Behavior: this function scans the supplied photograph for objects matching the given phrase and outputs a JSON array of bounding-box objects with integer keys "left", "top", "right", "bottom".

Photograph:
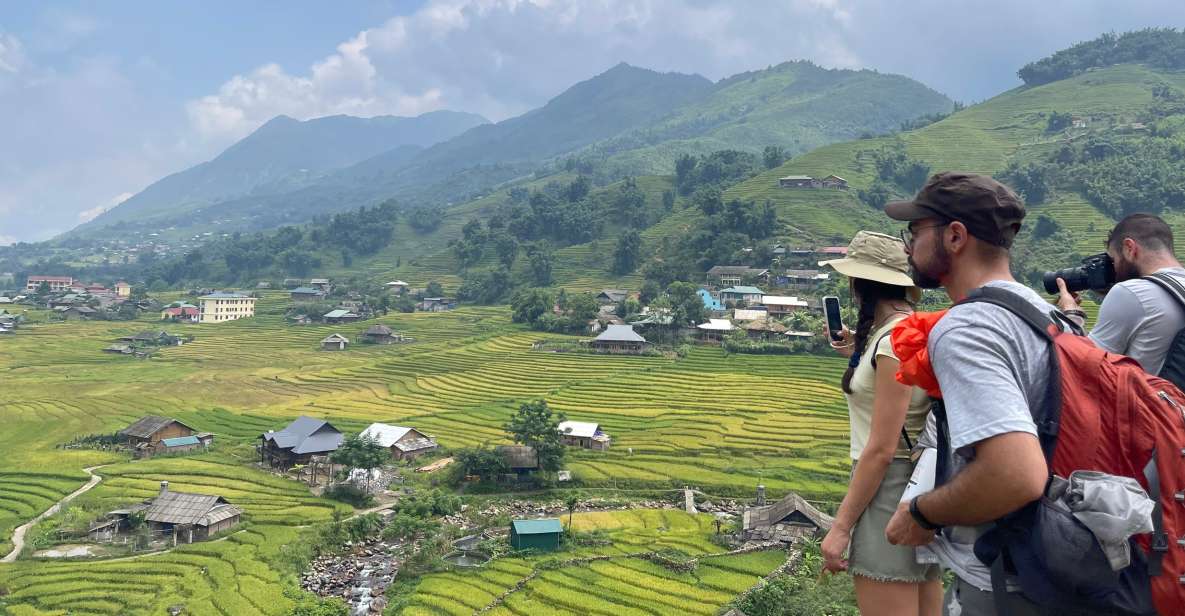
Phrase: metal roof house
[
  {"left": 359, "top": 422, "right": 438, "bottom": 460},
  {"left": 260, "top": 416, "right": 343, "bottom": 468},
  {"left": 596, "top": 289, "right": 630, "bottom": 304},
  {"left": 759, "top": 295, "right": 809, "bottom": 316},
  {"left": 143, "top": 481, "right": 241, "bottom": 545},
  {"left": 588, "top": 324, "right": 648, "bottom": 355},
  {"left": 119, "top": 416, "right": 197, "bottom": 457},
  {"left": 719, "top": 286, "right": 765, "bottom": 305},
  {"left": 510, "top": 519, "right": 563, "bottom": 551},
  {"left": 557, "top": 420, "right": 610, "bottom": 451},
  {"left": 320, "top": 333, "right": 349, "bottom": 351},
  {"left": 741, "top": 489, "right": 832, "bottom": 543},
  {"left": 323, "top": 309, "right": 360, "bottom": 324},
  {"left": 362, "top": 324, "right": 404, "bottom": 344}
]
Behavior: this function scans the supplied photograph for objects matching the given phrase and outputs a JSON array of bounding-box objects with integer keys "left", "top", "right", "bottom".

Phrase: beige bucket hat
[{"left": 819, "top": 231, "right": 921, "bottom": 301}]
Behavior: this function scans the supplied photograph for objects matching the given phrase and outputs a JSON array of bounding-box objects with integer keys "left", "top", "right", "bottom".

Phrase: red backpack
[{"left": 934, "top": 286, "right": 1185, "bottom": 615}]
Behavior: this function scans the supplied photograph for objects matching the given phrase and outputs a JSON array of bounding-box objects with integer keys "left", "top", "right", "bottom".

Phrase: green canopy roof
[{"left": 511, "top": 519, "right": 563, "bottom": 535}]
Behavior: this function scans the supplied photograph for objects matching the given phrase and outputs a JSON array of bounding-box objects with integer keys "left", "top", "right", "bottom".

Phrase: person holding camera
[
  {"left": 818, "top": 230, "right": 942, "bottom": 616},
  {"left": 1053, "top": 213, "right": 1185, "bottom": 376}
]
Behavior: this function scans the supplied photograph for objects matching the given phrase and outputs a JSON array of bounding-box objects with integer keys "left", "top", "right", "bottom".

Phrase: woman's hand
[
  {"left": 826, "top": 325, "right": 855, "bottom": 358},
  {"left": 821, "top": 525, "right": 851, "bottom": 573}
]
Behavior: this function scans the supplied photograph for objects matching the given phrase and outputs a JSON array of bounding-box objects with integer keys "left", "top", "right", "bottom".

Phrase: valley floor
[{"left": 0, "top": 292, "right": 851, "bottom": 614}]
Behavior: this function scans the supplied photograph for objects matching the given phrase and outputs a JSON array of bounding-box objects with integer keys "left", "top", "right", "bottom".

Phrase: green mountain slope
[
  {"left": 725, "top": 64, "right": 1185, "bottom": 246},
  {"left": 86, "top": 111, "right": 488, "bottom": 228},
  {"left": 586, "top": 61, "right": 954, "bottom": 177}
]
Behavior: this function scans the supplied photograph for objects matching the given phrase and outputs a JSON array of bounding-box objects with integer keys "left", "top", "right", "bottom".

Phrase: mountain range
[{"left": 75, "top": 60, "right": 953, "bottom": 239}]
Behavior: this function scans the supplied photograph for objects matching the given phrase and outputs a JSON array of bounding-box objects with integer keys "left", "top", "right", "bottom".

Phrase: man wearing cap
[{"left": 881, "top": 172, "right": 1050, "bottom": 615}]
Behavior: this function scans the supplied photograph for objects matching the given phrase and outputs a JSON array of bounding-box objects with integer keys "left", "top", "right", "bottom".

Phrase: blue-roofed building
[
  {"left": 510, "top": 519, "right": 563, "bottom": 550},
  {"left": 260, "top": 416, "right": 343, "bottom": 468},
  {"left": 160, "top": 435, "right": 202, "bottom": 454},
  {"left": 720, "top": 286, "right": 765, "bottom": 305},
  {"left": 698, "top": 288, "right": 724, "bottom": 312}
]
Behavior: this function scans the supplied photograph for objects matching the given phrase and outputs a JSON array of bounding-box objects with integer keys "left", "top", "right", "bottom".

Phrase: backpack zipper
[{"left": 1158, "top": 390, "right": 1185, "bottom": 426}]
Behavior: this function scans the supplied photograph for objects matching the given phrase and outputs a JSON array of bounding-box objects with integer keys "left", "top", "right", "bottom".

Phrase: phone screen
[{"left": 823, "top": 296, "right": 843, "bottom": 341}]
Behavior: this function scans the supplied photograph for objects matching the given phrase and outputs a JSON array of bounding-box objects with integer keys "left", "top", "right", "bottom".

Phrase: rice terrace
[
  {"left": 3, "top": 5, "right": 1185, "bottom": 615},
  {"left": 0, "top": 293, "right": 851, "bottom": 614}
]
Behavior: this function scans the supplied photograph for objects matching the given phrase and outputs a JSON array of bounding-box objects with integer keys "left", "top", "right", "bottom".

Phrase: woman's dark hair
[{"left": 841, "top": 277, "right": 910, "bottom": 394}]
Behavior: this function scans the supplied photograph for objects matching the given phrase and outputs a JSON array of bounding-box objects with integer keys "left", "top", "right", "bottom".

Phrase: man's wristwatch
[{"left": 909, "top": 496, "right": 942, "bottom": 531}]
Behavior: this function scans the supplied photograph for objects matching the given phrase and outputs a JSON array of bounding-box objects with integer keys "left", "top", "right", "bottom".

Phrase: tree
[
  {"left": 279, "top": 249, "right": 319, "bottom": 277},
  {"left": 662, "top": 190, "right": 676, "bottom": 211},
  {"left": 452, "top": 445, "right": 510, "bottom": 484},
  {"left": 612, "top": 230, "right": 642, "bottom": 275},
  {"left": 425, "top": 281, "right": 444, "bottom": 297},
  {"left": 528, "top": 244, "right": 553, "bottom": 286},
  {"left": 511, "top": 288, "right": 554, "bottom": 324},
  {"left": 330, "top": 434, "right": 388, "bottom": 493},
  {"left": 505, "top": 400, "right": 566, "bottom": 474},
  {"left": 763, "top": 145, "right": 787, "bottom": 170},
  {"left": 667, "top": 281, "right": 706, "bottom": 326},
  {"left": 564, "top": 492, "right": 581, "bottom": 529},
  {"left": 494, "top": 233, "right": 519, "bottom": 268},
  {"left": 565, "top": 292, "right": 600, "bottom": 323}
]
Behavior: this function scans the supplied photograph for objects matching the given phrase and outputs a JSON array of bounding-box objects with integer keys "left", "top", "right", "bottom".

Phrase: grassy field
[
  {"left": 0, "top": 292, "right": 849, "bottom": 614},
  {"left": 399, "top": 509, "right": 787, "bottom": 616}
]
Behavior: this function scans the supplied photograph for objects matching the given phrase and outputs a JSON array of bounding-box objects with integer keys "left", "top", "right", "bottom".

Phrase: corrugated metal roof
[
  {"left": 761, "top": 296, "right": 808, "bottom": 307},
  {"left": 512, "top": 519, "right": 563, "bottom": 535},
  {"left": 557, "top": 421, "right": 599, "bottom": 438},
  {"left": 120, "top": 416, "right": 194, "bottom": 439},
  {"left": 394, "top": 437, "right": 437, "bottom": 453},
  {"left": 199, "top": 291, "right": 252, "bottom": 299},
  {"left": 720, "top": 286, "right": 765, "bottom": 295},
  {"left": 323, "top": 309, "right": 354, "bottom": 318},
  {"left": 360, "top": 423, "right": 413, "bottom": 447},
  {"left": 161, "top": 436, "right": 200, "bottom": 447},
  {"left": 145, "top": 491, "right": 226, "bottom": 525},
  {"left": 697, "top": 319, "right": 734, "bottom": 331},
  {"left": 592, "top": 324, "right": 646, "bottom": 343},
  {"left": 364, "top": 324, "right": 393, "bottom": 336},
  {"left": 263, "top": 416, "right": 343, "bottom": 455}
]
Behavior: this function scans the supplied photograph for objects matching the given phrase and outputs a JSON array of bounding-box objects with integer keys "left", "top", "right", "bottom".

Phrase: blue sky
[{"left": 1, "top": 1, "right": 1181, "bottom": 244}]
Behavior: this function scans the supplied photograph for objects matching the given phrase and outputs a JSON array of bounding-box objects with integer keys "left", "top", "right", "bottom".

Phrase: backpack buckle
[{"left": 1154, "top": 533, "right": 1169, "bottom": 552}]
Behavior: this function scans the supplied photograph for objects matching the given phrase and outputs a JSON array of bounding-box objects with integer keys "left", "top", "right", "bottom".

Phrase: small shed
[
  {"left": 160, "top": 435, "right": 202, "bottom": 454},
  {"left": 497, "top": 445, "right": 538, "bottom": 475},
  {"left": 779, "top": 175, "right": 817, "bottom": 188},
  {"left": 696, "top": 318, "right": 734, "bottom": 342},
  {"left": 510, "top": 519, "right": 563, "bottom": 551},
  {"left": 290, "top": 287, "right": 325, "bottom": 302},
  {"left": 821, "top": 175, "right": 848, "bottom": 189},
  {"left": 362, "top": 324, "right": 403, "bottom": 345},
  {"left": 741, "top": 490, "right": 833, "bottom": 543},
  {"left": 596, "top": 289, "right": 630, "bottom": 305},
  {"left": 143, "top": 481, "right": 242, "bottom": 545},
  {"left": 321, "top": 333, "right": 349, "bottom": 351}
]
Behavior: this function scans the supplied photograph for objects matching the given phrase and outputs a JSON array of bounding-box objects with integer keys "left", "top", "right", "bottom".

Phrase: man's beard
[
  {"left": 1113, "top": 254, "right": 1138, "bottom": 282},
  {"left": 909, "top": 242, "right": 950, "bottom": 289}
]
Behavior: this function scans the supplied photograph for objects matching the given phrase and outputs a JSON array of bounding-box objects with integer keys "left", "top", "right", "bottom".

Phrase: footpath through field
[{"left": 1, "top": 465, "right": 107, "bottom": 563}]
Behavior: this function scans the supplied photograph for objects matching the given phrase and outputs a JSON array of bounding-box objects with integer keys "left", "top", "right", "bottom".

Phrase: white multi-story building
[{"left": 197, "top": 292, "right": 257, "bottom": 323}]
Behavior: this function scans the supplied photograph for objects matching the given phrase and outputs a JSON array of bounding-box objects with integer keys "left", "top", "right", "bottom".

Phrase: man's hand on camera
[{"left": 1055, "top": 277, "right": 1081, "bottom": 312}]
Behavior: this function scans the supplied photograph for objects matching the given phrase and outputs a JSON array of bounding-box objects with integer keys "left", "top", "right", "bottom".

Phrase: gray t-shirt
[
  {"left": 1089, "top": 267, "right": 1185, "bottom": 375},
  {"left": 923, "top": 280, "right": 1053, "bottom": 590}
]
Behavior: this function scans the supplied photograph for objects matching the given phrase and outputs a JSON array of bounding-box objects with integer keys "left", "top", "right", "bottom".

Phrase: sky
[{"left": 0, "top": 0, "right": 1181, "bottom": 245}]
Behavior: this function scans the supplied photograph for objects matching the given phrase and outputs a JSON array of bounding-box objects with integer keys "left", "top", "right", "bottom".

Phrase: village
[{"left": 3, "top": 240, "right": 849, "bottom": 615}]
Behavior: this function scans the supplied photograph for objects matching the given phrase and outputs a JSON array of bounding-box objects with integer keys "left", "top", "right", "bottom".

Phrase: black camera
[{"left": 1042, "top": 253, "right": 1116, "bottom": 294}]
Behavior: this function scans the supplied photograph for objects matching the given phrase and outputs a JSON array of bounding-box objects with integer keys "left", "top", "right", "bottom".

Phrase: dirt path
[{"left": 2, "top": 465, "right": 107, "bottom": 563}]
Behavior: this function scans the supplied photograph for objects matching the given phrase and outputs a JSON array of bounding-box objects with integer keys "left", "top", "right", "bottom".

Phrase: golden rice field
[{"left": 0, "top": 292, "right": 849, "bottom": 614}]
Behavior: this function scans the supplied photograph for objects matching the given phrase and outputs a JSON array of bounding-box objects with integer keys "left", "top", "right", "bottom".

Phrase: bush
[{"left": 323, "top": 484, "right": 374, "bottom": 508}]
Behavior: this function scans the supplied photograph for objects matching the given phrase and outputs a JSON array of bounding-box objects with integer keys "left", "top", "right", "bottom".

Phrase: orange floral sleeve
[{"left": 890, "top": 310, "right": 948, "bottom": 399}]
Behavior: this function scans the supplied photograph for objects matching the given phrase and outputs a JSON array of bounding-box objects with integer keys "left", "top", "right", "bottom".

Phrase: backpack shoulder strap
[
  {"left": 953, "top": 286, "right": 1064, "bottom": 465},
  {"left": 1142, "top": 272, "right": 1185, "bottom": 313}
]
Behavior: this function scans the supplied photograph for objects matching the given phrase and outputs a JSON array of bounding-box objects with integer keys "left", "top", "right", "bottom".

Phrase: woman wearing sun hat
[{"left": 818, "top": 231, "right": 941, "bottom": 616}]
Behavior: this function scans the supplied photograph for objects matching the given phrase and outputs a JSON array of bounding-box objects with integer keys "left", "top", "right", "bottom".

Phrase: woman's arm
[{"left": 822, "top": 354, "right": 913, "bottom": 571}]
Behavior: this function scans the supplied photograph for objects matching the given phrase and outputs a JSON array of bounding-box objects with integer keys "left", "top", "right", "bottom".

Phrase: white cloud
[
  {"left": 0, "top": 235, "right": 15, "bottom": 247},
  {"left": 185, "top": 0, "right": 865, "bottom": 142},
  {"left": 0, "top": 33, "right": 25, "bottom": 73}
]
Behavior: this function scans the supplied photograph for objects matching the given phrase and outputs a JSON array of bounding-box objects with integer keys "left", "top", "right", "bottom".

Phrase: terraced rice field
[
  {"left": 399, "top": 509, "right": 787, "bottom": 616},
  {"left": 0, "top": 293, "right": 846, "bottom": 613}
]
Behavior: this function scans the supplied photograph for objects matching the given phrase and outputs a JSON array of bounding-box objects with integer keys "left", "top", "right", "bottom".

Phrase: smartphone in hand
[{"left": 823, "top": 296, "right": 843, "bottom": 341}]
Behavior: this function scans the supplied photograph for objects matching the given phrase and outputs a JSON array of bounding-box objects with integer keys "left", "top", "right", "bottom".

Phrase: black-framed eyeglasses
[{"left": 900, "top": 222, "right": 948, "bottom": 246}]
